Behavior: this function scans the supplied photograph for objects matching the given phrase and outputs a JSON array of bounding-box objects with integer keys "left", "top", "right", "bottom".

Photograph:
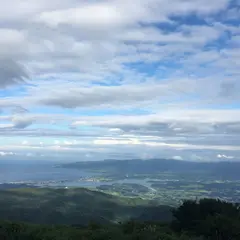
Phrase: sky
[{"left": 0, "top": 0, "right": 239, "bottom": 162}]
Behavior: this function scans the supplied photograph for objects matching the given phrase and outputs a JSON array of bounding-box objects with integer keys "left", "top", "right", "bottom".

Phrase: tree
[{"left": 172, "top": 198, "right": 240, "bottom": 240}]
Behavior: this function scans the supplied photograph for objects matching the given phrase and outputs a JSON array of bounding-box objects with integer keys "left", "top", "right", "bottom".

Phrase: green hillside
[
  {"left": 0, "top": 188, "right": 172, "bottom": 225},
  {"left": 1, "top": 197, "right": 240, "bottom": 240}
]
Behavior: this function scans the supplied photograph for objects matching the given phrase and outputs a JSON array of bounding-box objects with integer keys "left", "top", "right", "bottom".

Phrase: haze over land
[{"left": 0, "top": 0, "right": 240, "bottom": 162}]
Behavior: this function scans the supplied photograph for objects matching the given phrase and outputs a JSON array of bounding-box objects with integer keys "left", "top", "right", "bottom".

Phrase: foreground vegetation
[
  {"left": 0, "top": 197, "right": 240, "bottom": 240},
  {"left": 0, "top": 188, "right": 172, "bottom": 224},
  {"left": 0, "top": 187, "right": 239, "bottom": 239}
]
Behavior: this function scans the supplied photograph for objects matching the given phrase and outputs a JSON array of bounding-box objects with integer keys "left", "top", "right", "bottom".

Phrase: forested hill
[
  {"left": 0, "top": 188, "right": 172, "bottom": 225},
  {"left": 1, "top": 197, "right": 240, "bottom": 240}
]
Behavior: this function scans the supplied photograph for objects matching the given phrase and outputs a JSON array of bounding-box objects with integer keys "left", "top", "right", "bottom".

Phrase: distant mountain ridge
[{"left": 61, "top": 159, "right": 240, "bottom": 180}]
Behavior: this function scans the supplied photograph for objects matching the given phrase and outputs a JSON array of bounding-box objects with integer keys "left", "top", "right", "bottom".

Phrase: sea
[
  {"left": 0, "top": 160, "right": 152, "bottom": 189},
  {"left": 0, "top": 161, "right": 88, "bottom": 182}
]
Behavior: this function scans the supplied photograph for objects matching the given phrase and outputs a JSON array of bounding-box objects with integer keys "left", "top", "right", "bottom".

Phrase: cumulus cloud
[
  {"left": 0, "top": 151, "right": 15, "bottom": 156},
  {"left": 38, "top": 83, "right": 173, "bottom": 108},
  {"left": 93, "top": 137, "right": 240, "bottom": 151},
  {"left": 0, "top": 0, "right": 239, "bottom": 161},
  {"left": 0, "top": 114, "right": 33, "bottom": 130},
  {"left": 29, "top": 77, "right": 239, "bottom": 109},
  {"left": 11, "top": 115, "right": 33, "bottom": 128},
  {"left": 172, "top": 156, "right": 183, "bottom": 160},
  {"left": 72, "top": 109, "right": 240, "bottom": 132},
  {"left": 0, "top": 0, "right": 234, "bottom": 76},
  {"left": 11, "top": 106, "right": 29, "bottom": 114},
  {"left": 217, "top": 154, "right": 235, "bottom": 159},
  {"left": 0, "top": 58, "right": 29, "bottom": 88}
]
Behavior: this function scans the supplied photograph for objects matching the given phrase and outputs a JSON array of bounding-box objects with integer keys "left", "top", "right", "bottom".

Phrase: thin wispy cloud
[{"left": 0, "top": 0, "right": 239, "bottom": 161}]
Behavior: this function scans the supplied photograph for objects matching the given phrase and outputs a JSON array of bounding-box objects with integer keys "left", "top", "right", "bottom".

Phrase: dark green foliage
[
  {"left": 172, "top": 198, "right": 240, "bottom": 239},
  {"left": 0, "top": 188, "right": 172, "bottom": 225},
  {"left": 0, "top": 220, "right": 185, "bottom": 240},
  {"left": 0, "top": 190, "right": 239, "bottom": 240}
]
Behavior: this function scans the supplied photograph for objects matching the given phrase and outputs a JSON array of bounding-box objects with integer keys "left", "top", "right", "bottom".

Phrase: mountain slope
[
  {"left": 62, "top": 159, "right": 240, "bottom": 180},
  {"left": 0, "top": 188, "right": 172, "bottom": 225}
]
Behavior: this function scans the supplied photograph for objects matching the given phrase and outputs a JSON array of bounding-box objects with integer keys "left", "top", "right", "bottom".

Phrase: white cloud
[
  {"left": 72, "top": 110, "right": 240, "bottom": 131},
  {"left": 172, "top": 156, "right": 183, "bottom": 160},
  {"left": 93, "top": 137, "right": 240, "bottom": 151},
  {"left": 0, "top": 29, "right": 25, "bottom": 49},
  {"left": 0, "top": 0, "right": 239, "bottom": 161},
  {"left": 93, "top": 138, "right": 141, "bottom": 145},
  {"left": 0, "top": 151, "right": 15, "bottom": 156},
  {"left": 217, "top": 154, "right": 235, "bottom": 159},
  {"left": 22, "top": 140, "right": 29, "bottom": 145},
  {"left": 0, "top": 113, "right": 33, "bottom": 129},
  {"left": 12, "top": 115, "right": 33, "bottom": 128},
  {"left": 36, "top": 4, "right": 130, "bottom": 28},
  {"left": 0, "top": 124, "right": 14, "bottom": 129}
]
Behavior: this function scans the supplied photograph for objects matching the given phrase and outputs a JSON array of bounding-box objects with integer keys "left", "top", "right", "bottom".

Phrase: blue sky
[{"left": 0, "top": 0, "right": 239, "bottom": 162}]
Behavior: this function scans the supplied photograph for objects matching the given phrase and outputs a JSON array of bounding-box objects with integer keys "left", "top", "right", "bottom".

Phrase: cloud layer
[{"left": 0, "top": 0, "right": 239, "bottom": 161}]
